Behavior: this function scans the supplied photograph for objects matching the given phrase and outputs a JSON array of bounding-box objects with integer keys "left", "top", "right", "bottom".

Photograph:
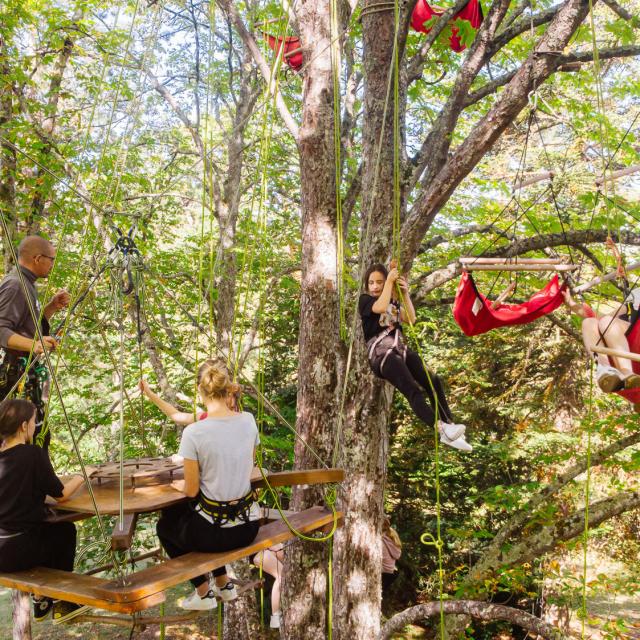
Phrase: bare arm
[
  {"left": 55, "top": 466, "right": 98, "bottom": 503},
  {"left": 140, "top": 380, "right": 199, "bottom": 426},
  {"left": 562, "top": 290, "right": 590, "bottom": 318},
  {"left": 397, "top": 277, "right": 417, "bottom": 325},
  {"left": 372, "top": 268, "right": 399, "bottom": 314}
]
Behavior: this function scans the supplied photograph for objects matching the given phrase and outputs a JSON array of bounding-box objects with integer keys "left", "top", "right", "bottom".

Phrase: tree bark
[
  {"left": 280, "top": 2, "right": 342, "bottom": 639},
  {"left": 379, "top": 600, "right": 572, "bottom": 640}
]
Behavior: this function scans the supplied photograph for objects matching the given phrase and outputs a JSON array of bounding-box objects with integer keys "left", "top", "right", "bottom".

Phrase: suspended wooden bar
[
  {"left": 459, "top": 257, "right": 576, "bottom": 272},
  {"left": 574, "top": 260, "right": 640, "bottom": 294},
  {"left": 590, "top": 344, "right": 640, "bottom": 364}
]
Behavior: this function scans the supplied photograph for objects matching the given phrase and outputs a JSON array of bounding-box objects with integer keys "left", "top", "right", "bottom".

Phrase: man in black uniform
[{"left": 0, "top": 235, "right": 70, "bottom": 451}]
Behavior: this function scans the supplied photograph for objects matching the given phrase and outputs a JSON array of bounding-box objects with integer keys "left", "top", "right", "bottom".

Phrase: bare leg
[
  {"left": 582, "top": 317, "right": 609, "bottom": 367},
  {"left": 254, "top": 548, "right": 282, "bottom": 614},
  {"left": 598, "top": 316, "right": 634, "bottom": 375}
]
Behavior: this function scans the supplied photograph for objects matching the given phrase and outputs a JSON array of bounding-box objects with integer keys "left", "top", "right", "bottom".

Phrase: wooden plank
[
  {"left": 55, "top": 468, "right": 344, "bottom": 515},
  {"left": 590, "top": 344, "right": 640, "bottom": 363},
  {"left": 596, "top": 163, "right": 640, "bottom": 186},
  {"left": 111, "top": 513, "right": 138, "bottom": 551},
  {"left": 251, "top": 468, "right": 344, "bottom": 489},
  {"left": 462, "top": 264, "right": 577, "bottom": 272},
  {"left": 459, "top": 257, "right": 563, "bottom": 265},
  {"left": 0, "top": 568, "right": 165, "bottom": 614},
  {"left": 96, "top": 506, "right": 342, "bottom": 603}
]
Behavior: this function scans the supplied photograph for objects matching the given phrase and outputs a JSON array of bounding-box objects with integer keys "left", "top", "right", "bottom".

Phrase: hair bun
[{"left": 197, "top": 359, "right": 233, "bottom": 400}]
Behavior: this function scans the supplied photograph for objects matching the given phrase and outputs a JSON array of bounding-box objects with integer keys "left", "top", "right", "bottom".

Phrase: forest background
[{"left": 0, "top": 0, "right": 639, "bottom": 638}]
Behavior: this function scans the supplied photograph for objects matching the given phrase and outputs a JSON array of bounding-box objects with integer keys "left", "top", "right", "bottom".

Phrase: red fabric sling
[
  {"left": 582, "top": 305, "right": 640, "bottom": 404},
  {"left": 453, "top": 271, "right": 567, "bottom": 336},
  {"left": 264, "top": 34, "right": 303, "bottom": 71},
  {"left": 411, "top": 0, "right": 483, "bottom": 52}
]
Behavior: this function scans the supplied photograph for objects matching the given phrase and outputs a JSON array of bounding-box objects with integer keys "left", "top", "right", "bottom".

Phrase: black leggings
[
  {"left": 157, "top": 502, "right": 260, "bottom": 588},
  {"left": 380, "top": 348, "right": 454, "bottom": 426},
  {"left": 0, "top": 521, "right": 76, "bottom": 573}
]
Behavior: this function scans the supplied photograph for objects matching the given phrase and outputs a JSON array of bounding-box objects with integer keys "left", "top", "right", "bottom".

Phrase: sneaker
[
  {"left": 213, "top": 581, "right": 237, "bottom": 602},
  {"left": 270, "top": 611, "right": 281, "bottom": 629},
  {"left": 596, "top": 364, "right": 624, "bottom": 393},
  {"left": 438, "top": 422, "right": 472, "bottom": 452},
  {"left": 51, "top": 600, "right": 90, "bottom": 624},
  {"left": 178, "top": 588, "right": 217, "bottom": 611},
  {"left": 623, "top": 372, "right": 640, "bottom": 390},
  {"left": 32, "top": 596, "right": 53, "bottom": 621}
]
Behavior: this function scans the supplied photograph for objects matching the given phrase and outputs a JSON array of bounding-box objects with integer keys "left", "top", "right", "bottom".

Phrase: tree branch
[
  {"left": 215, "top": 0, "right": 300, "bottom": 141},
  {"left": 379, "top": 600, "right": 571, "bottom": 640},
  {"left": 402, "top": 0, "right": 616, "bottom": 265},
  {"left": 601, "top": 0, "right": 634, "bottom": 21},
  {"left": 413, "top": 227, "right": 640, "bottom": 297}
]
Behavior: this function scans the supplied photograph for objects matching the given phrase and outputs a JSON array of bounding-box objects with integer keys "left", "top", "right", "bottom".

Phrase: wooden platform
[
  {"left": 0, "top": 506, "right": 342, "bottom": 614},
  {"left": 52, "top": 467, "right": 344, "bottom": 516}
]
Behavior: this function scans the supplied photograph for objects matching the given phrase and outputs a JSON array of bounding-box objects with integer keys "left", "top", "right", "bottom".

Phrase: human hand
[
  {"left": 397, "top": 276, "right": 409, "bottom": 293},
  {"left": 139, "top": 379, "right": 151, "bottom": 396},
  {"left": 49, "top": 290, "right": 71, "bottom": 312},
  {"left": 83, "top": 466, "right": 99, "bottom": 479},
  {"left": 170, "top": 479, "right": 186, "bottom": 493},
  {"left": 34, "top": 336, "right": 58, "bottom": 354},
  {"left": 387, "top": 267, "right": 399, "bottom": 283}
]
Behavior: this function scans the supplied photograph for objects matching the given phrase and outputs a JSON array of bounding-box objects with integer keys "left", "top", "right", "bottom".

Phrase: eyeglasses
[{"left": 36, "top": 254, "right": 56, "bottom": 262}]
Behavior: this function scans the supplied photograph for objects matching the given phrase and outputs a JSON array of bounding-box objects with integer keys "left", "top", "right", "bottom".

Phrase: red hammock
[
  {"left": 264, "top": 34, "right": 303, "bottom": 71},
  {"left": 411, "top": 0, "right": 483, "bottom": 52},
  {"left": 583, "top": 305, "right": 640, "bottom": 404},
  {"left": 453, "top": 271, "right": 567, "bottom": 337}
]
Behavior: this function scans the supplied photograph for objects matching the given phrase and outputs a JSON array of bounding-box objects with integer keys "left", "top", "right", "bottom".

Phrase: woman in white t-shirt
[{"left": 156, "top": 359, "right": 260, "bottom": 611}]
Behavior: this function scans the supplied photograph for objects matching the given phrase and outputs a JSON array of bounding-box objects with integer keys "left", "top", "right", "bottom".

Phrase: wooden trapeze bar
[
  {"left": 590, "top": 344, "right": 640, "bottom": 364},
  {"left": 574, "top": 260, "right": 640, "bottom": 294},
  {"left": 459, "top": 257, "right": 576, "bottom": 272}
]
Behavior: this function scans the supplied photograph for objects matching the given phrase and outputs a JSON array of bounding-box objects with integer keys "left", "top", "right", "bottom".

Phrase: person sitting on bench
[
  {"left": 0, "top": 398, "right": 97, "bottom": 623},
  {"left": 156, "top": 359, "right": 261, "bottom": 610}
]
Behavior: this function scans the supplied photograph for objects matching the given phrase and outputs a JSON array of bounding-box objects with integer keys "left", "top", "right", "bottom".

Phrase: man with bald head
[{"left": 0, "top": 235, "right": 70, "bottom": 451}]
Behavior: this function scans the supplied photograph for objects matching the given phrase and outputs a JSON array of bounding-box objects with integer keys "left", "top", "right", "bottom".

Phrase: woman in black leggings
[
  {"left": 0, "top": 399, "right": 97, "bottom": 623},
  {"left": 359, "top": 264, "right": 472, "bottom": 451}
]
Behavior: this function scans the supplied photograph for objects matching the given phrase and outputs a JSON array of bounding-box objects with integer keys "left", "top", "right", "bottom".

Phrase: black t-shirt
[
  {"left": 358, "top": 294, "right": 402, "bottom": 342},
  {"left": 0, "top": 444, "right": 63, "bottom": 533}
]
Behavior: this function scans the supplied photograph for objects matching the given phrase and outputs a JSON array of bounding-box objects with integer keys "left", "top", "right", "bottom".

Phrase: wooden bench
[{"left": 0, "top": 506, "right": 342, "bottom": 615}]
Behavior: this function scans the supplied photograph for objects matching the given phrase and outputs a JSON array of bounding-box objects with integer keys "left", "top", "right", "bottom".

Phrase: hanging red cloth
[
  {"left": 264, "top": 34, "right": 303, "bottom": 71},
  {"left": 583, "top": 305, "right": 640, "bottom": 404},
  {"left": 411, "top": 0, "right": 483, "bottom": 52},
  {"left": 453, "top": 271, "right": 567, "bottom": 337}
]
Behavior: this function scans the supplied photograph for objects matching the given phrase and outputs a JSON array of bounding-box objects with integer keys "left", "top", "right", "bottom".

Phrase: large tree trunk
[
  {"left": 281, "top": 2, "right": 341, "bottom": 639},
  {"left": 332, "top": 2, "right": 409, "bottom": 639}
]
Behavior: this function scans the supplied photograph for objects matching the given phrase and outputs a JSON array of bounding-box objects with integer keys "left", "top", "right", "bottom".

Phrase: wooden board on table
[{"left": 54, "top": 468, "right": 344, "bottom": 516}]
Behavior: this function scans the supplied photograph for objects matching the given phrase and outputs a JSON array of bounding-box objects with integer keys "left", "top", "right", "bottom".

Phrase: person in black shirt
[
  {"left": 0, "top": 399, "right": 96, "bottom": 623},
  {"left": 0, "top": 236, "right": 70, "bottom": 452},
  {"left": 359, "top": 263, "right": 471, "bottom": 451}
]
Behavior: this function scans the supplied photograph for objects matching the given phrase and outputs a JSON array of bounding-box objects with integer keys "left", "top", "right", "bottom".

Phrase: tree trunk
[
  {"left": 281, "top": 2, "right": 341, "bottom": 639},
  {"left": 0, "top": 35, "right": 16, "bottom": 273}
]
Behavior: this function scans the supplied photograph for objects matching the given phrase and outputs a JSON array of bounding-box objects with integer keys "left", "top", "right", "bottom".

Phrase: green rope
[{"left": 331, "top": 0, "right": 347, "bottom": 341}]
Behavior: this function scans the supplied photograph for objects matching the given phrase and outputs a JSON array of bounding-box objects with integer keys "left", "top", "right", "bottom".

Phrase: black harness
[
  {"left": 366, "top": 325, "right": 407, "bottom": 378},
  {"left": 196, "top": 489, "right": 257, "bottom": 527}
]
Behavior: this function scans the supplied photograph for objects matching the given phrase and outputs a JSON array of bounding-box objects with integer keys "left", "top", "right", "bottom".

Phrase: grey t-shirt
[{"left": 178, "top": 411, "right": 260, "bottom": 526}]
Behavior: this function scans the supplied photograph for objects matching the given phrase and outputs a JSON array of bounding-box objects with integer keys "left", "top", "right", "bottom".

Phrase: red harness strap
[
  {"left": 264, "top": 34, "right": 303, "bottom": 71},
  {"left": 411, "top": 0, "right": 484, "bottom": 52},
  {"left": 453, "top": 271, "right": 566, "bottom": 337},
  {"left": 583, "top": 304, "right": 640, "bottom": 404}
]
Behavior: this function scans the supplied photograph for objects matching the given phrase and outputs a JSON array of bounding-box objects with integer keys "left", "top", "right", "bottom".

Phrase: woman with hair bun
[
  {"left": 156, "top": 359, "right": 261, "bottom": 611},
  {"left": 0, "top": 398, "right": 97, "bottom": 623}
]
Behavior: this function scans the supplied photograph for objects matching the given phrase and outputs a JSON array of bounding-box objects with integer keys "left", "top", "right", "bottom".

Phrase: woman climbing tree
[
  {"left": 0, "top": 399, "right": 97, "bottom": 623},
  {"left": 359, "top": 264, "right": 472, "bottom": 451},
  {"left": 156, "top": 359, "right": 260, "bottom": 610},
  {"left": 563, "top": 287, "right": 640, "bottom": 392}
]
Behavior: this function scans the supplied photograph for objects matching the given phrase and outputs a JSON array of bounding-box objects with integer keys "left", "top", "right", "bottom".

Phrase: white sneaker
[
  {"left": 595, "top": 363, "right": 624, "bottom": 393},
  {"left": 270, "top": 611, "right": 281, "bottom": 629},
  {"left": 178, "top": 588, "right": 217, "bottom": 611},
  {"left": 438, "top": 421, "right": 472, "bottom": 452},
  {"left": 213, "top": 581, "right": 237, "bottom": 602}
]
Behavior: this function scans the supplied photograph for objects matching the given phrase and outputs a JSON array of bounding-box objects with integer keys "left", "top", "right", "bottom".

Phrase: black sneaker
[
  {"left": 51, "top": 600, "right": 90, "bottom": 624},
  {"left": 32, "top": 596, "right": 53, "bottom": 621}
]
